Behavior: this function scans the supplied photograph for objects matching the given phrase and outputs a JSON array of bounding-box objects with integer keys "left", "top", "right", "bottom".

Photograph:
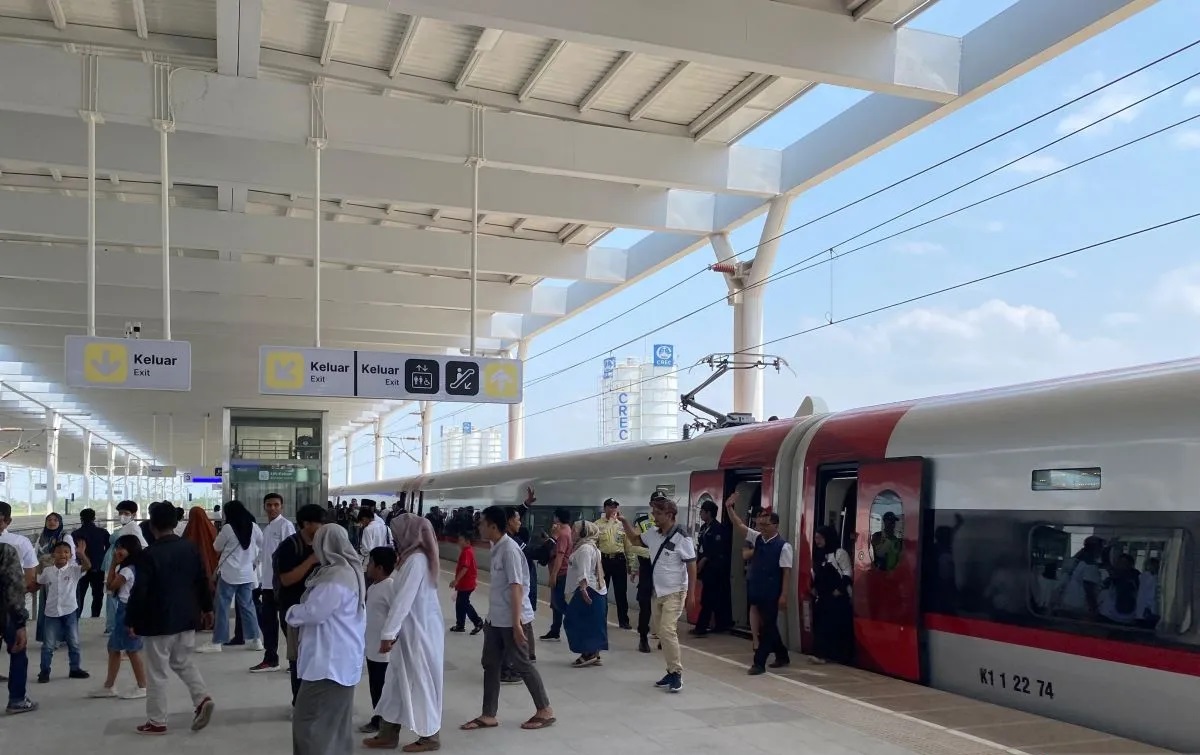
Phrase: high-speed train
[{"left": 334, "top": 357, "right": 1200, "bottom": 752}]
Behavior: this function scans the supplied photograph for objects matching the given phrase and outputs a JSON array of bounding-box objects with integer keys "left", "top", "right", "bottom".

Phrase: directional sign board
[
  {"left": 65, "top": 336, "right": 191, "bottom": 391},
  {"left": 259, "top": 346, "right": 522, "bottom": 404},
  {"left": 145, "top": 465, "right": 177, "bottom": 478}
]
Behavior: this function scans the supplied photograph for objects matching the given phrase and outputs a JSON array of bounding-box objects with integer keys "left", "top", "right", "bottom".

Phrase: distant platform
[{"left": 0, "top": 562, "right": 1168, "bottom": 755}]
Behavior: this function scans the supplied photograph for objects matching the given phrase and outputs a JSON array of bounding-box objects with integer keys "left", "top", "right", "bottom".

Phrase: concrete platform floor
[{"left": 0, "top": 565, "right": 1170, "bottom": 755}]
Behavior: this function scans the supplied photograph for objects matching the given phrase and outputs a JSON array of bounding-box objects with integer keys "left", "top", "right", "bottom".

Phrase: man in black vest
[
  {"left": 724, "top": 494, "right": 793, "bottom": 674},
  {"left": 692, "top": 499, "right": 733, "bottom": 636}
]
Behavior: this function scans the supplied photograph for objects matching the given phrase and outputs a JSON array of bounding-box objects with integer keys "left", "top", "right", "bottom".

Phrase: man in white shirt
[
  {"left": 0, "top": 501, "right": 39, "bottom": 714},
  {"left": 36, "top": 539, "right": 92, "bottom": 683},
  {"left": 723, "top": 495, "right": 794, "bottom": 674},
  {"left": 357, "top": 508, "right": 392, "bottom": 568},
  {"left": 618, "top": 492, "right": 697, "bottom": 694},
  {"left": 251, "top": 493, "right": 295, "bottom": 674}
]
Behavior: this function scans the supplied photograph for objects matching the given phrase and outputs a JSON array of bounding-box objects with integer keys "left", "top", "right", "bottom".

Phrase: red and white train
[{"left": 334, "top": 358, "right": 1200, "bottom": 752}]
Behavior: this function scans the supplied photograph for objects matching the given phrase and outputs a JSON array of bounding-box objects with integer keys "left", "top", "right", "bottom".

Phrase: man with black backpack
[{"left": 617, "top": 492, "right": 697, "bottom": 693}]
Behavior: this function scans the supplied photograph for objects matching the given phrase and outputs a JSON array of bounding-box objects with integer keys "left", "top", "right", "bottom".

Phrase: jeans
[
  {"left": 40, "top": 613, "right": 82, "bottom": 674},
  {"left": 213, "top": 578, "right": 260, "bottom": 644},
  {"left": 454, "top": 590, "right": 482, "bottom": 629},
  {"left": 256, "top": 589, "right": 280, "bottom": 665},
  {"left": 3, "top": 613, "right": 29, "bottom": 706},
  {"left": 548, "top": 575, "right": 567, "bottom": 635},
  {"left": 142, "top": 632, "right": 209, "bottom": 726},
  {"left": 76, "top": 571, "right": 105, "bottom": 618}
]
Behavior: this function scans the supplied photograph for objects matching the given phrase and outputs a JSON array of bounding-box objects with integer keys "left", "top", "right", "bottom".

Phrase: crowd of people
[{"left": 0, "top": 484, "right": 830, "bottom": 752}]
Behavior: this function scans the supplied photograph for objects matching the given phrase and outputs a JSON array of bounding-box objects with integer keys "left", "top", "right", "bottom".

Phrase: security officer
[
  {"left": 630, "top": 510, "right": 654, "bottom": 653},
  {"left": 595, "top": 499, "right": 632, "bottom": 630},
  {"left": 692, "top": 499, "right": 733, "bottom": 635}
]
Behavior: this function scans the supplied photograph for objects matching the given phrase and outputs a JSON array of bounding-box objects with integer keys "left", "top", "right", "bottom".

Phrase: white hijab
[{"left": 303, "top": 524, "right": 366, "bottom": 608}]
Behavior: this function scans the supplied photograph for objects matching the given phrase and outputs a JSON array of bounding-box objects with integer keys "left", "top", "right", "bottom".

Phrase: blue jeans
[
  {"left": 213, "top": 578, "right": 260, "bottom": 644},
  {"left": 548, "top": 575, "right": 567, "bottom": 635},
  {"left": 3, "top": 613, "right": 29, "bottom": 706},
  {"left": 40, "top": 613, "right": 82, "bottom": 674}
]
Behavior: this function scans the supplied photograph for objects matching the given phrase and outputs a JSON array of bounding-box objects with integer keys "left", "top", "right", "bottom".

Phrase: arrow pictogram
[
  {"left": 274, "top": 360, "right": 296, "bottom": 382},
  {"left": 90, "top": 350, "right": 122, "bottom": 376}
]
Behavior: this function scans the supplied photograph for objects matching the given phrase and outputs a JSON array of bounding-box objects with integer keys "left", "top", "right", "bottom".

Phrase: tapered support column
[
  {"left": 44, "top": 409, "right": 60, "bottom": 514},
  {"left": 343, "top": 436, "right": 352, "bottom": 486},
  {"left": 507, "top": 340, "right": 528, "bottom": 461},
  {"left": 374, "top": 418, "right": 385, "bottom": 480},
  {"left": 420, "top": 402, "right": 432, "bottom": 474},
  {"left": 81, "top": 430, "right": 92, "bottom": 510},
  {"left": 106, "top": 443, "right": 116, "bottom": 521}
]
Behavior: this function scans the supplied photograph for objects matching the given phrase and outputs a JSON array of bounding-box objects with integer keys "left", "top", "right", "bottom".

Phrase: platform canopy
[{"left": 0, "top": 0, "right": 1159, "bottom": 474}]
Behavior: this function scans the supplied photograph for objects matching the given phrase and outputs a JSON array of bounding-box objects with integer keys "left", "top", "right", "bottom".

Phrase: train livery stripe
[{"left": 924, "top": 613, "right": 1200, "bottom": 678}]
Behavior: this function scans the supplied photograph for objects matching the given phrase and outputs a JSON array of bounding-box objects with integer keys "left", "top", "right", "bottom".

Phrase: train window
[
  {"left": 1028, "top": 524, "right": 1187, "bottom": 635},
  {"left": 1032, "top": 468, "right": 1101, "bottom": 491},
  {"left": 869, "top": 490, "right": 904, "bottom": 571}
]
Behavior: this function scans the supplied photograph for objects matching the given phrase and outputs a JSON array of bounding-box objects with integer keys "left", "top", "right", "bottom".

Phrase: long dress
[{"left": 374, "top": 553, "right": 444, "bottom": 738}]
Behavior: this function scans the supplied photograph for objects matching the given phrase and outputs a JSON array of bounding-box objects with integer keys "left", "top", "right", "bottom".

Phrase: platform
[{"left": 0, "top": 563, "right": 1169, "bottom": 755}]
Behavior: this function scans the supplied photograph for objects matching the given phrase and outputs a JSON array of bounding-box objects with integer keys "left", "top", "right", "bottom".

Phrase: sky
[
  {"left": 6, "top": 0, "right": 1196, "bottom": 503},
  {"left": 322, "top": 0, "right": 1200, "bottom": 484}
]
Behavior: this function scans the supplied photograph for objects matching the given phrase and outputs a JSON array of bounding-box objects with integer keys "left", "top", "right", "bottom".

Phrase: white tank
[{"left": 598, "top": 350, "right": 680, "bottom": 445}]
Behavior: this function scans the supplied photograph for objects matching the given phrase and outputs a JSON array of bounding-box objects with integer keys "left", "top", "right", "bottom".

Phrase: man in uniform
[
  {"left": 692, "top": 499, "right": 733, "bottom": 635},
  {"left": 595, "top": 499, "right": 632, "bottom": 630},
  {"left": 629, "top": 511, "right": 655, "bottom": 653}
]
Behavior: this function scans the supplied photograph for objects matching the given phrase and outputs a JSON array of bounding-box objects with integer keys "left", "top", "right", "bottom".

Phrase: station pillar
[
  {"left": 373, "top": 418, "right": 385, "bottom": 480},
  {"left": 106, "top": 442, "right": 116, "bottom": 521},
  {"left": 419, "top": 402, "right": 432, "bottom": 474},
  {"left": 343, "top": 436, "right": 352, "bottom": 486},
  {"left": 44, "top": 409, "right": 60, "bottom": 514},
  {"left": 712, "top": 195, "right": 791, "bottom": 422},
  {"left": 80, "top": 429, "right": 92, "bottom": 511},
  {"left": 508, "top": 340, "right": 528, "bottom": 461}
]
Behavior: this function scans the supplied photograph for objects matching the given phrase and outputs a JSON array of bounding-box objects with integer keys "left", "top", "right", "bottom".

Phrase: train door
[
  {"left": 852, "top": 457, "right": 928, "bottom": 682},
  {"left": 685, "top": 471, "right": 724, "bottom": 625},
  {"left": 725, "top": 468, "right": 763, "bottom": 633}
]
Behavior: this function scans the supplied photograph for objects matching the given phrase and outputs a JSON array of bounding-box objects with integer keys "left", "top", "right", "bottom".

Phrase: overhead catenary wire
[
  {"left": 385, "top": 40, "right": 1200, "bottom": 442},
  {"left": 417, "top": 209, "right": 1200, "bottom": 451},
  {"left": 523, "top": 37, "right": 1200, "bottom": 366}
]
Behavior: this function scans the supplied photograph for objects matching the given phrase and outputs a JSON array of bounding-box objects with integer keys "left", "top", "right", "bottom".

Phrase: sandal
[
  {"left": 521, "top": 715, "right": 556, "bottom": 730},
  {"left": 460, "top": 718, "right": 499, "bottom": 731}
]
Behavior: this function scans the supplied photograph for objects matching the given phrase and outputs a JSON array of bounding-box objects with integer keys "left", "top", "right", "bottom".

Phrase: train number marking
[{"left": 979, "top": 667, "right": 1054, "bottom": 699}]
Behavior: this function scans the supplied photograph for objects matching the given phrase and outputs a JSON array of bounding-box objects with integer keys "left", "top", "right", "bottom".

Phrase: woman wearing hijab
[
  {"left": 197, "top": 501, "right": 263, "bottom": 653},
  {"left": 36, "top": 512, "right": 74, "bottom": 643},
  {"left": 364, "top": 513, "right": 444, "bottom": 752},
  {"left": 181, "top": 507, "right": 219, "bottom": 631},
  {"left": 563, "top": 520, "right": 608, "bottom": 668},
  {"left": 810, "top": 525, "right": 853, "bottom": 665},
  {"left": 287, "top": 524, "right": 366, "bottom": 755}
]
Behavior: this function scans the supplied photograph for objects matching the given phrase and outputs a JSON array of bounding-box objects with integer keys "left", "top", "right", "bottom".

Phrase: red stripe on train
[{"left": 924, "top": 613, "right": 1200, "bottom": 678}]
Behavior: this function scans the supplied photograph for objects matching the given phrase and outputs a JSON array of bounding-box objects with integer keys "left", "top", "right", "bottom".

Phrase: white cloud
[
  {"left": 1172, "top": 130, "right": 1200, "bottom": 150},
  {"left": 1006, "top": 154, "right": 1067, "bottom": 175},
  {"left": 1185, "top": 88, "right": 1200, "bottom": 107},
  {"left": 1154, "top": 265, "right": 1200, "bottom": 317},
  {"left": 1055, "top": 80, "right": 1150, "bottom": 136},
  {"left": 893, "top": 241, "right": 945, "bottom": 255},
  {"left": 1103, "top": 312, "right": 1142, "bottom": 327}
]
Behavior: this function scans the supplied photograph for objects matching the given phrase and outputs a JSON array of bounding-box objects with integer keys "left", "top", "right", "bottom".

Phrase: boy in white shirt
[
  {"left": 36, "top": 539, "right": 92, "bottom": 683},
  {"left": 360, "top": 547, "right": 397, "bottom": 735}
]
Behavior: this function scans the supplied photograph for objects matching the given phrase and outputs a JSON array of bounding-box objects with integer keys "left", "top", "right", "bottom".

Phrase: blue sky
[{"left": 339, "top": 0, "right": 1200, "bottom": 481}]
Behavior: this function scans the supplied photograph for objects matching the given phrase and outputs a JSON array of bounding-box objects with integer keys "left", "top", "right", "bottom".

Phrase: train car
[{"left": 334, "top": 357, "right": 1200, "bottom": 751}]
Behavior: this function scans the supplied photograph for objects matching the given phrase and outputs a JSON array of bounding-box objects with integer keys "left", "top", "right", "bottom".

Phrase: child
[
  {"left": 90, "top": 535, "right": 148, "bottom": 699},
  {"left": 36, "top": 539, "right": 92, "bottom": 683},
  {"left": 361, "top": 546, "right": 397, "bottom": 735},
  {"left": 450, "top": 532, "right": 483, "bottom": 634}
]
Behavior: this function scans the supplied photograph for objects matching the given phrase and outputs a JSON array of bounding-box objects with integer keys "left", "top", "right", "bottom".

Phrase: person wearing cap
[
  {"left": 594, "top": 499, "right": 632, "bottom": 630},
  {"left": 616, "top": 493, "right": 697, "bottom": 693},
  {"left": 692, "top": 498, "right": 733, "bottom": 636}
]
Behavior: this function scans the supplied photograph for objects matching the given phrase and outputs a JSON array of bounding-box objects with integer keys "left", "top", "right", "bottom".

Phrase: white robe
[{"left": 373, "top": 553, "right": 444, "bottom": 737}]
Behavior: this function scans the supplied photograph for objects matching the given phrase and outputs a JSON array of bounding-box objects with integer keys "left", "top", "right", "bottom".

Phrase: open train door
[
  {"left": 685, "top": 470, "right": 724, "bottom": 626},
  {"left": 852, "top": 457, "right": 927, "bottom": 683}
]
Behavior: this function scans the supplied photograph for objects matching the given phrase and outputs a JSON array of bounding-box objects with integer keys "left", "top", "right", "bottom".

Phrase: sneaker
[
  {"left": 36, "top": 671, "right": 49, "bottom": 684},
  {"left": 136, "top": 721, "right": 167, "bottom": 735},
  {"left": 222, "top": 639, "right": 245, "bottom": 647},
  {"left": 654, "top": 673, "right": 673, "bottom": 688},
  {"left": 449, "top": 626, "right": 465, "bottom": 633},
  {"left": 768, "top": 658, "right": 790, "bottom": 669},
  {"left": 89, "top": 686, "right": 118, "bottom": 698},
  {"left": 195, "top": 643, "right": 223, "bottom": 654},
  {"left": 245, "top": 638, "right": 264, "bottom": 652},
  {"left": 120, "top": 687, "right": 148, "bottom": 700},
  {"left": 538, "top": 632, "right": 560, "bottom": 642},
  {"left": 5, "top": 698, "right": 38, "bottom": 715},
  {"left": 667, "top": 673, "right": 683, "bottom": 693},
  {"left": 638, "top": 636, "right": 651, "bottom": 653},
  {"left": 249, "top": 661, "right": 279, "bottom": 674},
  {"left": 69, "top": 668, "right": 91, "bottom": 679},
  {"left": 748, "top": 665, "right": 766, "bottom": 676},
  {"left": 192, "top": 696, "right": 215, "bottom": 731},
  {"left": 470, "top": 623, "right": 483, "bottom": 636}
]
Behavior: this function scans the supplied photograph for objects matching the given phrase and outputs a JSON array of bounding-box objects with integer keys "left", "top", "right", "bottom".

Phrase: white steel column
[
  {"left": 122, "top": 452, "right": 130, "bottom": 505},
  {"left": 82, "top": 55, "right": 101, "bottom": 337},
  {"left": 343, "top": 436, "right": 352, "bottom": 486},
  {"left": 507, "top": 340, "right": 528, "bottom": 461},
  {"left": 106, "top": 442, "right": 116, "bottom": 520},
  {"left": 81, "top": 429, "right": 92, "bottom": 510},
  {"left": 44, "top": 409, "right": 60, "bottom": 514},
  {"left": 373, "top": 418, "right": 385, "bottom": 480},
  {"left": 310, "top": 82, "right": 327, "bottom": 348},
  {"left": 726, "top": 195, "right": 790, "bottom": 421},
  {"left": 158, "top": 122, "right": 174, "bottom": 339},
  {"left": 419, "top": 402, "right": 432, "bottom": 474}
]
